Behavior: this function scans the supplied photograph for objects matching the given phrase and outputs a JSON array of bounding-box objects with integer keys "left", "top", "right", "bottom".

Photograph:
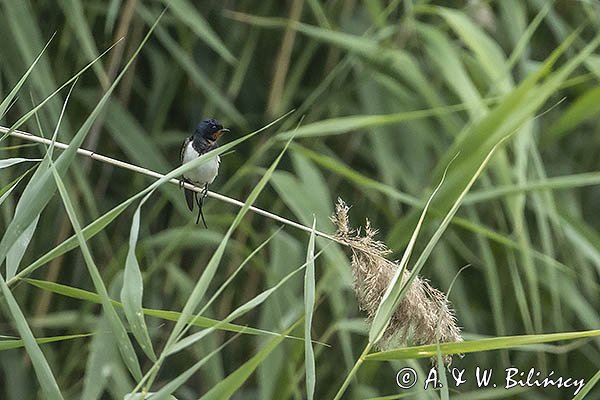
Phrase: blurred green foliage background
[{"left": 1, "top": 0, "right": 600, "bottom": 399}]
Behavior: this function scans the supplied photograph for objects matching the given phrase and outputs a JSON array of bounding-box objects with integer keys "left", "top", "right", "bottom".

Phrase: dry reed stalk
[{"left": 332, "top": 198, "right": 462, "bottom": 361}]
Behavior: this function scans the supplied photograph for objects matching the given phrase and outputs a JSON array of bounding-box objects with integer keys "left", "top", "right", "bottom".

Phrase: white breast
[{"left": 182, "top": 142, "right": 220, "bottom": 185}]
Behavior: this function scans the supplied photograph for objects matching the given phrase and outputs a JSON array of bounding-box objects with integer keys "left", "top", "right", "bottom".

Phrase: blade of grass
[
  {"left": 0, "top": 170, "right": 32, "bottom": 207},
  {"left": 546, "top": 86, "right": 600, "bottom": 142},
  {"left": 81, "top": 312, "right": 122, "bottom": 400},
  {"left": 417, "top": 22, "right": 486, "bottom": 119},
  {"left": 5, "top": 216, "right": 39, "bottom": 279},
  {"left": 464, "top": 172, "right": 600, "bottom": 204},
  {"left": 5, "top": 78, "right": 74, "bottom": 280},
  {"left": 505, "top": 0, "right": 553, "bottom": 71},
  {"left": 573, "top": 368, "right": 600, "bottom": 400},
  {"left": 162, "top": 0, "right": 236, "bottom": 64},
  {"left": 12, "top": 201, "right": 131, "bottom": 284},
  {"left": 0, "top": 33, "right": 54, "bottom": 118},
  {"left": 120, "top": 189, "right": 158, "bottom": 361},
  {"left": 0, "top": 273, "right": 64, "bottom": 399},
  {"left": 57, "top": 0, "right": 108, "bottom": 86},
  {"left": 276, "top": 102, "right": 476, "bottom": 140},
  {"left": 304, "top": 218, "right": 317, "bottom": 400},
  {"left": 0, "top": 158, "right": 42, "bottom": 168},
  {"left": 433, "top": 6, "right": 513, "bottom": 92},
  {"left": 365, "top": 329, "right": 600, "bottom": 361},
  {"left": 0, "top": 143, "right": 38, "bottom": 150},
  {"left": 0, "top": 333, "right": 92, "bottom": 351},
  {"left": 24, "top": 278, "right": 313, "bottom": 342}
]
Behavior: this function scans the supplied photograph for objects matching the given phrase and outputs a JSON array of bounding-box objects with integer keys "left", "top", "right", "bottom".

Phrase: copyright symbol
[{"left": 396, "top": 367, "right": 417, "bottom": 389}]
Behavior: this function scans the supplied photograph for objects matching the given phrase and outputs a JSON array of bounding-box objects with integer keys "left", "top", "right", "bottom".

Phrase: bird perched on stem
[{"left": 180, "top": 118, "right": 229, "bottom": 227}]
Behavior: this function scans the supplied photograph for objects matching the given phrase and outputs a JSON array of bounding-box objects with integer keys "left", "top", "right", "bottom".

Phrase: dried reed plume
[{"left": 332, "top": 198, "right": 462, "bottom": 360}]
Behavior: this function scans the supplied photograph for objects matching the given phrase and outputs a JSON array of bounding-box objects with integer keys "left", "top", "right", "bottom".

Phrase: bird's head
[{"left": 195, "top": 118, "right": 230, "bottom": 141}]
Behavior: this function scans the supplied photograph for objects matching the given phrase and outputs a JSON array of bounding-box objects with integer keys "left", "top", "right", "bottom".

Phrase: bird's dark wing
[
  {"left": 180, "top": 135, "right": 193, "bottom": 164},
  {"left": 180, "top": 135, "right": 195, "bottom": 211}
]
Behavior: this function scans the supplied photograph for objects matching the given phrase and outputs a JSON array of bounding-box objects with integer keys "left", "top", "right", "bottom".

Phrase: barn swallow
[{"left": 180, "top": 118, "right": 229, "bottom": 227}]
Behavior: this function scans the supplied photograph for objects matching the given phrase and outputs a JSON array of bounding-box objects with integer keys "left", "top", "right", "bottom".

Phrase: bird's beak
[{"left": 213, "top": 128, "right": 230, "bottom": 140}]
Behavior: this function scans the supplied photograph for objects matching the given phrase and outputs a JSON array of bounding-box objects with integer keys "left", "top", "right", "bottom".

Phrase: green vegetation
[{"left": 1, "top": 1, "right": 600, "bottom": 399}]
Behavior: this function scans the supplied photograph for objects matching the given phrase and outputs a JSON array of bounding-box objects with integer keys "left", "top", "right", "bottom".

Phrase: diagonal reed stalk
[{"left": 2, "top": 126, "right": 342, "bottom": 245}]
